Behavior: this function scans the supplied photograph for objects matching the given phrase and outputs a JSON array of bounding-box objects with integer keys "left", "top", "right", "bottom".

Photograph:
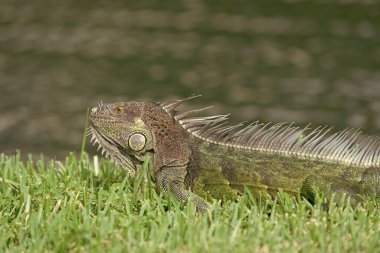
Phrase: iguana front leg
[{"left": 155, "top": 166, "right": 211, "bottom": 213}]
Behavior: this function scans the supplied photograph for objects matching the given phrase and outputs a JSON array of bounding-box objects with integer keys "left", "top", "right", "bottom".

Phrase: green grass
[{"left": 0, "top": 152, "right": 379, "bottom": 253}]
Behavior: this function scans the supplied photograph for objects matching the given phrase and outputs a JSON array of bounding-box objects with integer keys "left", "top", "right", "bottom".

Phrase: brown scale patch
[{"left": 141, "top": 102, "right": 191, "bottom": 170}]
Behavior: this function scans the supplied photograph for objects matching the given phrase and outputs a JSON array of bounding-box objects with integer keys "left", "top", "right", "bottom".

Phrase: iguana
[{"left": 88, "top": 95, "right": 380, "bottom": 212}]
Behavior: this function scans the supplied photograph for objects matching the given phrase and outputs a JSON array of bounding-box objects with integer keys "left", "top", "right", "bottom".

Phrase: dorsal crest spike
[
  {"left": 161, "top": 96, "right": 380, "bottom": 168},
  {"left": 174, "top": 106, "right": 214, "bottom": 121},
  {"left": 160, "top": 94, "right": 202, "bottom": 114}
]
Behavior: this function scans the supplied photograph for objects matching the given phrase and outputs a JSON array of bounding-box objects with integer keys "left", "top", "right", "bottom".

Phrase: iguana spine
[{"left": 161, "top": 95, "right": 380, "bottom": 168}]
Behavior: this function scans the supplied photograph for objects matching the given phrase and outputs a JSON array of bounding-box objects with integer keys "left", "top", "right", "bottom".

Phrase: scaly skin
[
  {"left": 188, "top": 136, "right": 367, "bottom": 203},
  {"left": 89, "top": 99, "right": 380, "bottom": 212}
]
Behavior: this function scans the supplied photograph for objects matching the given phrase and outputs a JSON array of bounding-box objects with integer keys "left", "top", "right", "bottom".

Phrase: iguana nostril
[{"left": 91, "top": 107, "right": 98, "bottom": 113}]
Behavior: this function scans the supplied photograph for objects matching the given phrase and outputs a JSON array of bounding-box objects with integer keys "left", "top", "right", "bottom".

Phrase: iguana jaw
[{"left": 88, "top": 125, "right": 137, "bottom": 176}]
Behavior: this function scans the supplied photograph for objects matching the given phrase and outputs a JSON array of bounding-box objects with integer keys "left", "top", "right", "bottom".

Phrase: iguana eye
[
  {"left": 115, "top": 106, "right": 124, "bottom": 114},
  {"left": 128, "top": 133, "right": 146, "bottom": 151}
]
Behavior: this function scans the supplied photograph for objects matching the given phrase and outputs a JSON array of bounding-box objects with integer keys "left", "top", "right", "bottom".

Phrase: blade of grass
[
  {"left": 131, "top": 156, "right": 151, "bottom": 206},
  {"left": 81, "top": 108, "right": 90, "bottom": 160}
]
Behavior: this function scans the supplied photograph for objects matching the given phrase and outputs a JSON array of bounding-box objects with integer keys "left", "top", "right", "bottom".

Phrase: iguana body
[{"left": 89, "top": 96, "right": 380, "bottom": 212}]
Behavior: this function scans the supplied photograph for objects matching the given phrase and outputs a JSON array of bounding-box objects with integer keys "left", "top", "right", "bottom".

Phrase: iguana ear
[{"left": 120, "top": 129, "right": 154, "bottom": 155}]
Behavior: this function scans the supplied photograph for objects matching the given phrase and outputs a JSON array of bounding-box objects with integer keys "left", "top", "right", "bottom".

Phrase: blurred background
[{"left": 1, "top": 0, "right": 380, "bottom": 160}]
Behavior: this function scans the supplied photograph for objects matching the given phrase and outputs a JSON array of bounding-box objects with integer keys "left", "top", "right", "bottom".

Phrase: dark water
[{"left": 1, "top": 0, "right": 380, "bottom": 159}]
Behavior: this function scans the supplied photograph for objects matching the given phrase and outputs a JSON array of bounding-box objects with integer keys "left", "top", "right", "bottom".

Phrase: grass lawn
[{"left": 0, "top": 152, "right": 379, "bottom": 253}]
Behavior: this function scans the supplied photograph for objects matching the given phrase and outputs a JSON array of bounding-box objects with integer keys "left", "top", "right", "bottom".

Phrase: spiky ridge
[
  {"left": 88, "top": 127, "right": 111, "bottom": 158},
  {"left": 160, "top": 95, "right": 380, "bottom": 168}
]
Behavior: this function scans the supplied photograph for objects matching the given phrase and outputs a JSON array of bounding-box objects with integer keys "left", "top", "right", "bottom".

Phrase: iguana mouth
[{"left": 88, "top": 126, "right": 137, "bottom": 176}]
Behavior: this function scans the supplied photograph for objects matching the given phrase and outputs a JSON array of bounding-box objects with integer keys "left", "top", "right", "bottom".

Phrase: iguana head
[{"left": 89, "top": 100, "right": 191, "bottom": 176}]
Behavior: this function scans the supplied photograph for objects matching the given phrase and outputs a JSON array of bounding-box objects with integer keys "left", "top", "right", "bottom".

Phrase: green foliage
[{"left": 0, "top": 153, "right": 379, "bottom": 253}]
